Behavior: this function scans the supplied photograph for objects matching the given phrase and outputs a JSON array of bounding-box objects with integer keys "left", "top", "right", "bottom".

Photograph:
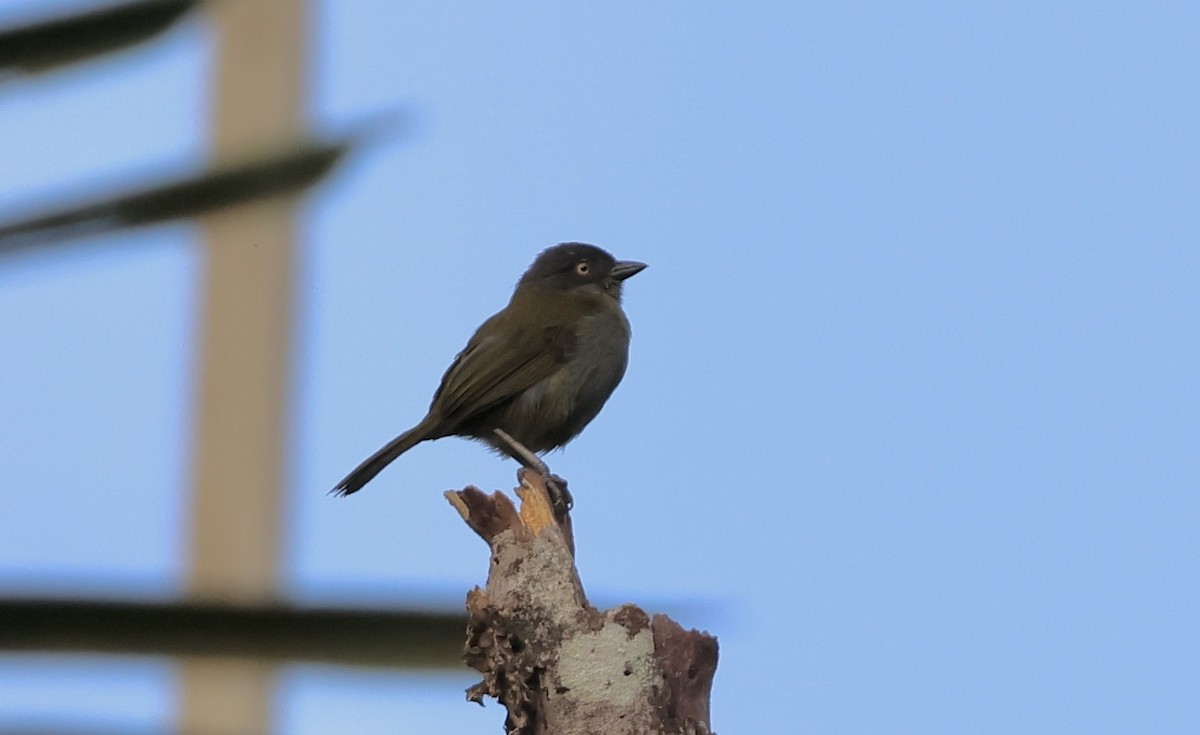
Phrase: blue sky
[{"left": 1, "top": 1, "right": 1198, "bottom": 733}]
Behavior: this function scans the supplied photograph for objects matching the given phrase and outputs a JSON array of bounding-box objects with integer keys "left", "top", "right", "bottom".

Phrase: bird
[{"left": 332, "top": 242, "right": 647, "bottom": 497}]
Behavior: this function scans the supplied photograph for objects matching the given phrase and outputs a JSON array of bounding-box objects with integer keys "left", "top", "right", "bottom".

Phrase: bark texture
[{"left": 446, "top": 470, "right": 718, "bottom": 735}]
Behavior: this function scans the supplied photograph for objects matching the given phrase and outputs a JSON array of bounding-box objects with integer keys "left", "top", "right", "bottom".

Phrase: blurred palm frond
[{"left": 0, "top": 0, "right": 202, "bottom": 76}]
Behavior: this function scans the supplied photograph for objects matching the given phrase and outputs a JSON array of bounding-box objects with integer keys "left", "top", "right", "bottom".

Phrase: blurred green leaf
[
  {"left": 0, "top": 137, "right": 352, "bottom": 255},
  {"left": 0, "top": 0, "right": 201, "bottom": 75}
]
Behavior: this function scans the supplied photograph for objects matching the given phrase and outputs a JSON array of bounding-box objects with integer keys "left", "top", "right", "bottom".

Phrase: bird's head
[{"left": 517, "top": 242, "right": 647, "bottom": 303}]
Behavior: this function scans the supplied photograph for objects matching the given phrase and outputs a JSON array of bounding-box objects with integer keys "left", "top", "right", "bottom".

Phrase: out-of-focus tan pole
[{"left": 182, "top": 0, "right": 306, "bottom": 733}]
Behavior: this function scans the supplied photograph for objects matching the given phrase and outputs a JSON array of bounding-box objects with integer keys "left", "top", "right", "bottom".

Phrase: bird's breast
[
  {"left": 505, "top": 307, "right": 632, "bottom": 450},
  {"left": 557, "top": 308, "right": 632, "bottom": 401}
]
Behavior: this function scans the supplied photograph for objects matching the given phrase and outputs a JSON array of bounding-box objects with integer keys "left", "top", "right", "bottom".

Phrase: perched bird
[{"left": 332, "top": 242, "right": 646, "bottom": 496}]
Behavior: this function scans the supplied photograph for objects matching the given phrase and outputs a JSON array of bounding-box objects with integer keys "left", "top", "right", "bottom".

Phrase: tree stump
[{"left": 445, "top": 469, "right": 719, "bottom": 735}]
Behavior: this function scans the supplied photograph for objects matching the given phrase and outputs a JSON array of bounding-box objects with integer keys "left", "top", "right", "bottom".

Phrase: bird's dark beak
[{"left": 611, "top": 260, "right": 647, "bottom": 281}]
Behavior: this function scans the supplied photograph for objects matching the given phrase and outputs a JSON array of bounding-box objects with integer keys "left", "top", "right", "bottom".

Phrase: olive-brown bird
[{"left": 332, "top": 243, "right": 646, "bottom": 496}]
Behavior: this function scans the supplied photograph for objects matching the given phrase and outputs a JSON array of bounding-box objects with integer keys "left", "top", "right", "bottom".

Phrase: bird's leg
[
  {"left": 492, "top": 428, "right": 549, "bottom": 474},
  {"left": 491, "top": 429, "right": 573, "bottom": 511}
]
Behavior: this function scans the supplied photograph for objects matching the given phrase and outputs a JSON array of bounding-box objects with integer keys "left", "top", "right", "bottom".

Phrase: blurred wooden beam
[
  {"left": 0, "top": 598, "right": 464, "bottom": 669},
  {"left": 187, "top": 0, "right": 306, "bottom": 605},
  {"left": 183, "top": 0, "right": 306, "bottom": 733},
  {"left": 0, "top": 0, "right": 201, "bottom": 75}
]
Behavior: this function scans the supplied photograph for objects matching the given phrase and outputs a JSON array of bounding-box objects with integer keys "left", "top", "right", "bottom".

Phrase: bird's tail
[{"left": 331, "top": 420, "right": 436, "bottom": 496}]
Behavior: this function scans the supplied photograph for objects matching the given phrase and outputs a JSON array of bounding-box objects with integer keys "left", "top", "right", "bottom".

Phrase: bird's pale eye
[{"left": 574, "top": 261, "right": 590, "bottom": 276}]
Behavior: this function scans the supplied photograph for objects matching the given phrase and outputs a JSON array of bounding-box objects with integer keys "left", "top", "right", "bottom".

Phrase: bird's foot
[
  {"left": 491, "top": 429, "right": 573, "bottom": 512},
  {"left": 546, "top": 474, "right": 573, "bottom": 512}
]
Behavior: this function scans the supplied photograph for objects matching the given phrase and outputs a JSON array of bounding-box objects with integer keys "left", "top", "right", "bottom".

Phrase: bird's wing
[{"left": 431, "top": 317, "right": 576, "bottom": 427}]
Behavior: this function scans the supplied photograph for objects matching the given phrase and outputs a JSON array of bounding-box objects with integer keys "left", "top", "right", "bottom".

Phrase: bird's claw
[{"left": 545, "top": 473, "right": 573, "bottom": 512}]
